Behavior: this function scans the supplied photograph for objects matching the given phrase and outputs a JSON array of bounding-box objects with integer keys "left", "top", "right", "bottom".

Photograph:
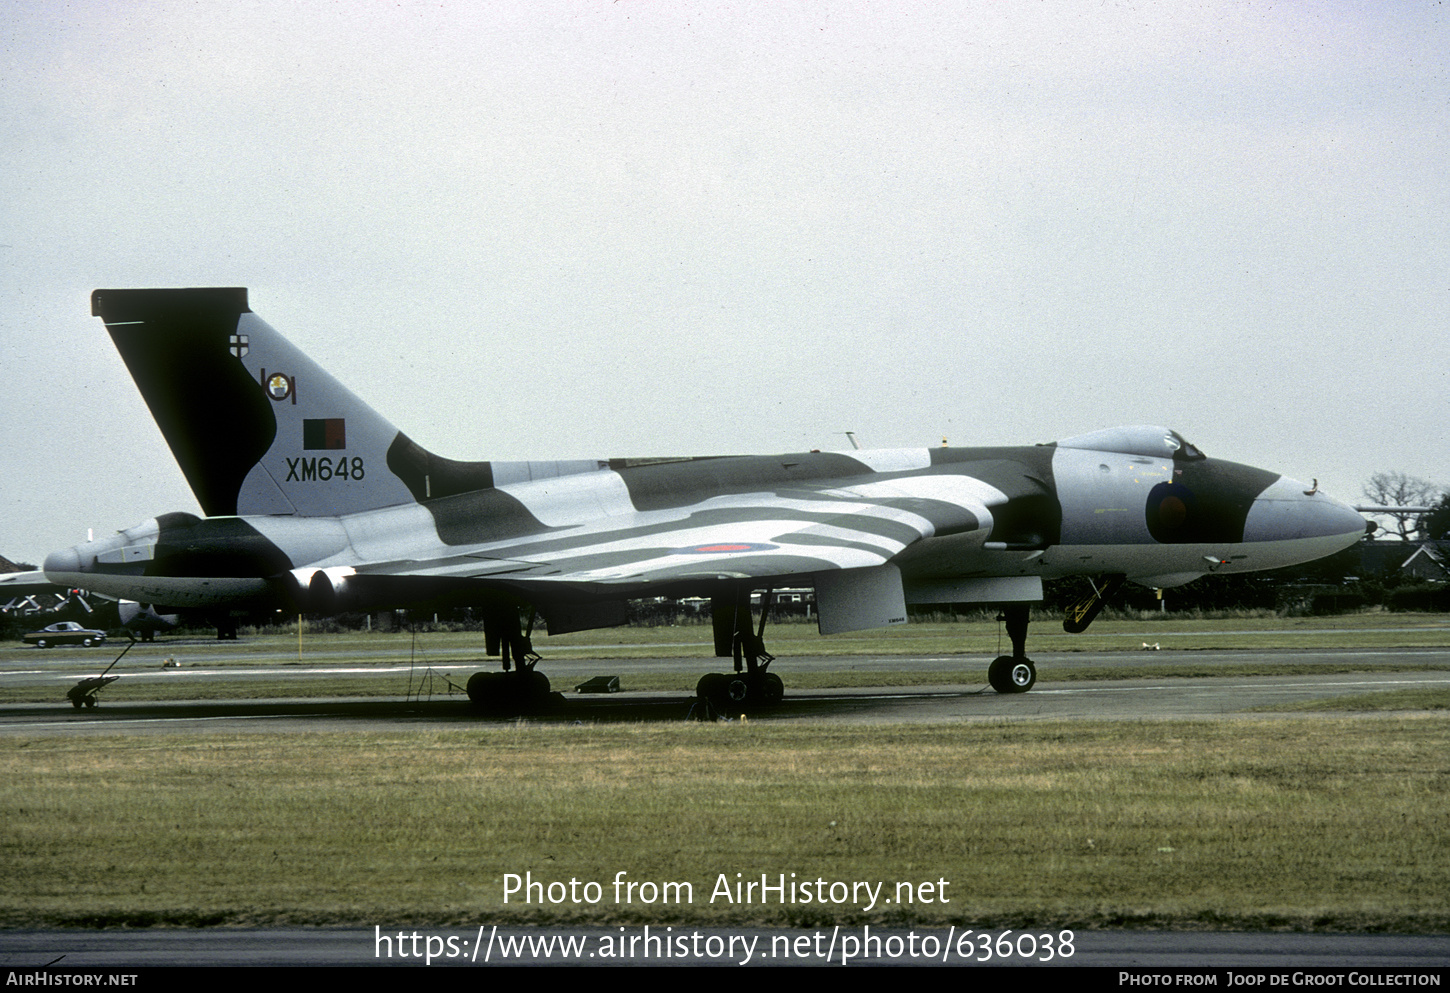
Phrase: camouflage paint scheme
[{"left": 44, "top": 289, "right": 1367, "bottom": 695}]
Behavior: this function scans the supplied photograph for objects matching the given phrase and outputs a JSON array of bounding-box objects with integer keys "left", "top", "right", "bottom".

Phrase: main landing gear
[
  {"left": 695, "top": 670, "right": 784, "bottom": 712},
  {"left": 466, "top": 606, "right": 559, "bottom": 714},
  {"left": 695, "top": 587, "right": 784, "bottom": 714}
]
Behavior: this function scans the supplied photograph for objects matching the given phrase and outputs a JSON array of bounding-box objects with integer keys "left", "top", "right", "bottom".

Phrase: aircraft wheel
[
  {"left": 723, "top": 675, "right": 750, "bottom": 706},
  {"left": 697, "top": 672, "right": 748, "bottom": 711},
  {"left": 988, "top": 655, "right": 1036, "bottom": 694},
  {"left": 698, "top": 672, "right": 782, "bottom": 710},
  {"left": 467, "top": 670, "right": 554, "bottom": 713},
  {"left": 761, "top": 672, "right": 784, "bottom": 704},
  {"left": 696, "top": 673, "right": 722, "bottom": 700},
  {"left": 466, "top": 671, "right": 498, "bottom": 706}
]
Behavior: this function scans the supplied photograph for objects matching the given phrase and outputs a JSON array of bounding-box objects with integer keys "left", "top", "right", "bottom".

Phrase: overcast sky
[{"left": 2, "top": 1, "right": 1446, "bottom": 565}]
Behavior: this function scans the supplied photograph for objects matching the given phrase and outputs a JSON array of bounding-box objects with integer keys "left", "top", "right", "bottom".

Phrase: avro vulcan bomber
[{"left": 44, "top": 289, "right": 1369, "bottom": 710}]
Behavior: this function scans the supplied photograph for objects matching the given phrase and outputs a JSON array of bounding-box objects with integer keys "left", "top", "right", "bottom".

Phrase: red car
[{"left": 24, "top": 622, "right": 107, "bottom": 648}]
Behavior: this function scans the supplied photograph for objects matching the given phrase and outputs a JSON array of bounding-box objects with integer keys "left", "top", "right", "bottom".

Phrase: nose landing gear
[
  {"left": 987, "top": 655, "right": 1036, "bottom": 694},
  {"left": 989, "top": 603, "right": 1037, "bottom": 694}
]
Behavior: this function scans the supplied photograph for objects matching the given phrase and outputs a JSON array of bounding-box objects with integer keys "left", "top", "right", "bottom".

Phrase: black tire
[
  {"left": 466, "top": 671, "right": 500, "bottom": 706},
  {"left": 35, "top": 639, "right": 47, "bottom": 649},
  {"left": 699, "top": 671, "right": 782, "bottom": 711},
  {"left": 761, "top": 672, "right": 784, "bottom": 704},
  {"left": 84, "top": 698, "right": 96, "bottom": 708},
  {"left": 723, "top": 675, "right": 750, "bottom": 706},
  {"left": 82, "top": 638, "right": 93, "bottom": 647},
  {"left": 468, "top": 670, "right": 554, "bottom": 714},
  {"left": 696, "top": 672, "right": 726, "bottom": 701},
  {"left": 699, "top": 672, "right": 749, "bottom": 712},
  {"left": 988, "top": 655, "right": 1036, "bottom": 694}
]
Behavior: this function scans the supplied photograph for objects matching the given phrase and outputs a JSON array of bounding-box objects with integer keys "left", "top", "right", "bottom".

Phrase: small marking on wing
[{"left": 672, "top": 542, "right": 780, "bottom": 554}]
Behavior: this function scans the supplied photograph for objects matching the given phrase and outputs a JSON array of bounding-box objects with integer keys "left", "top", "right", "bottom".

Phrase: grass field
[
  {"left": 1260, "top": 687, "right": 1450, "bottom": 712},
  {"left": 2, "top": 718, "right": 1446, "bottom": 931},
  {"left": 534, "top": 611, "right": 1450, "bottom": 655},
  {"left": 4, "top": 614, "right": 1448, "bottom": 932}
]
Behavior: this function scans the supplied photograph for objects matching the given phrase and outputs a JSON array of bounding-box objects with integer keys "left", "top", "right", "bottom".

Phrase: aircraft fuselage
[{"left": 46, "top": 433, "right": 1366, "bottom": 623}]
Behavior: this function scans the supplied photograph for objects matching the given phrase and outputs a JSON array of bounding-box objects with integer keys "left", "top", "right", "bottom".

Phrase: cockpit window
[
  {"left": 1055, "top": 425, "right": 1207, "bottom": 460},
  {"left": 1169, "top": 430, "right": 1206, "bottom": 460}
]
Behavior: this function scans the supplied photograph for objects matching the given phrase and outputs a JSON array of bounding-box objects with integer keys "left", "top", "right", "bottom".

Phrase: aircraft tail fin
[{"left": 92, "top": 288, "right": 458, "bottom": 518}]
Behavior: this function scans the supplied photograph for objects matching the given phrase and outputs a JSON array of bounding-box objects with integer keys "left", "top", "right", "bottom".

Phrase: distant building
[
  {"left": 1358, "top": 540, "right": 1449, "bottom": 582},
  {"left": 1399, "top": 544, "right": 1449, "bottom": 582}
]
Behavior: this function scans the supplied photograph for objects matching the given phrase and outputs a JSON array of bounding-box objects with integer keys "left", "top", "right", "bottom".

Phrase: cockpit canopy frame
[{"left": 1054, "top": 425, "right": 1206, "bottom": 461}]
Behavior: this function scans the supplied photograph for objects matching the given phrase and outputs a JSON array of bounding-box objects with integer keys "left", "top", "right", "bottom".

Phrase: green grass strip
[
  {"left": 1257, "top": 687, "right": 1450, "bottom": 712},
  {"left": 3, "top": 718, "right": 1447, "bottom": 931}
]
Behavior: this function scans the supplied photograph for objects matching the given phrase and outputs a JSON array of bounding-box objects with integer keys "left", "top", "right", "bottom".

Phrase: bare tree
[{"left": 1360, "top": 472, "right": 1444, "bottom": 540}]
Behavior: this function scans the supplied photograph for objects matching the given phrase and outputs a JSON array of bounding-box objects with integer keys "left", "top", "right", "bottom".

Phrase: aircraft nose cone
[
  {"left": 1243, "top": 477, "right": 1367, "bottom": 545},
  {"left": 43, "top": 546, "right": 84, "bottom": 578}
]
